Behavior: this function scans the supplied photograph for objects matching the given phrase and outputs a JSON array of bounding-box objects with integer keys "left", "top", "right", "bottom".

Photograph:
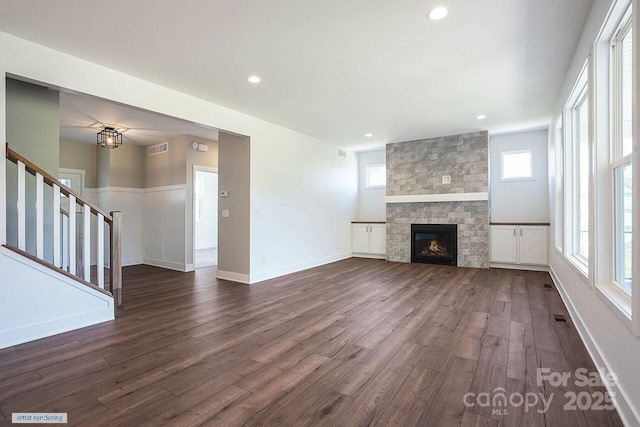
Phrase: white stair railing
[{"left": 6, "top": 144, "right": 123, "bottom": 315}]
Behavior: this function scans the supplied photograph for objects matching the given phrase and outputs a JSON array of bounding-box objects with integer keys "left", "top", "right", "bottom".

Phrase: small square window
[
  {"left": 366, "top": 164, "right": 386, "bottom": 188},
  {"left": 500, "top": 149, "right": 533, "bottom": 181}
]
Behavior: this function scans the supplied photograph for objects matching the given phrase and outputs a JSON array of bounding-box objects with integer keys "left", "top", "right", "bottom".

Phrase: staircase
[{"left": 1, "top": 144, "right": 122, "bottom": 348}]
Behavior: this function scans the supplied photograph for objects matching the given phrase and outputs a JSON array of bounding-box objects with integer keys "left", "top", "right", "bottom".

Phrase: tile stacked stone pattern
[{"left": 386, "top": 131, "right": 489, "bottom": 268}]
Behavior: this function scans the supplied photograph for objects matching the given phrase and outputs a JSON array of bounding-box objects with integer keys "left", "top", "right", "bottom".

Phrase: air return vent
[
  {"left": 553, "top": 314, "right": 568, "bottom": 323},
  {"left": 149, "top": 143, "right": 168, "bottom": 156}
]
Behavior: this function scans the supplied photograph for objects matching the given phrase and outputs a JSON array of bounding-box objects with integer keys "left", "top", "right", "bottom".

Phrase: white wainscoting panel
[{"left": 144, "top": 185, "right": 187, "bottom": 271}]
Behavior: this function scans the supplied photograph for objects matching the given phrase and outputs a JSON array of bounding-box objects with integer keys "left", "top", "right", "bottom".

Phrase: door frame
[
  {"left": 59, "top": 168, "right": 86, "bottom": 196},
  {"left": 191, "top": 165, "right": 219, "bottom": 269}
]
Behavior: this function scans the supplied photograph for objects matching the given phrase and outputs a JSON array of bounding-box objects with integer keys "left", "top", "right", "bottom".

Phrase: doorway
[{"left": 193, "top": 168, "right": 219, "bottom": 269}]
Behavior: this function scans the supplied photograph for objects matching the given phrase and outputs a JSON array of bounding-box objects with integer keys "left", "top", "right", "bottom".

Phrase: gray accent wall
[
  {"left": 59, "top": 140, "right": 97, "bottom": 188},
  {"left": 110, "top": 144, "right": 146, "bottom": 188},
  {"left": 217, "top": 132, "right": 250, "bottom": 276},
  {"left": 5, "top": 78, "right": 59, "bottom": 260},
  {"left": 386, "top": 131, "right": 489, "bottom": 268}
]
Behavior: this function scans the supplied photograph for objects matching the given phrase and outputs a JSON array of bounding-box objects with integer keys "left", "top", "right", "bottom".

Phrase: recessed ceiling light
[
  {"left": 247, "top": 75, "right": 261, "bottom": 84},
  {"left": 365, "top": 133, "right": 373, "bottom": 137},
  {"left": 427, "top": 6, "right": 448, "bottom": 20},
  {"left": 476, "top": 114, "right": 487, "bottom": 120}
]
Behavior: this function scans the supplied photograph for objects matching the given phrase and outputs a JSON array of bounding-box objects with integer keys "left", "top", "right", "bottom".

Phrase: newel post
[{"left": 110, "top": 211, "right": 123, "bottom": 317}]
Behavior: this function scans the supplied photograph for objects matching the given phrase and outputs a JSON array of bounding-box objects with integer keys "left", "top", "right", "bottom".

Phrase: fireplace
[{"left": 411, "top": 224, "right": 457, "bottom": 266}]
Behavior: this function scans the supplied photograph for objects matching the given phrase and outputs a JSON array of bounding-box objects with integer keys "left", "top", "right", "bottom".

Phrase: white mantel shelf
[{"left": 385, "top": 192, "right": 489, "bottom": 203}]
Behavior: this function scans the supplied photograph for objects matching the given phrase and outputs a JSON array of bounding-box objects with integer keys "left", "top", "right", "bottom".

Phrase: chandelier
[{"left": 97, "top": 127, "right": 123, "bottom": 149}]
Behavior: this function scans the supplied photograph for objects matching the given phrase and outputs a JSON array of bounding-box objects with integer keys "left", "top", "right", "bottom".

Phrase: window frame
[
  {"left": 563, "top": 61, "right": 590, "bottom": 277},
  {"left": 365, "top": 163, "right": 386, "bottom": 189},
  {"left": 554, "top": 115, "right": 564, "bottom": 252},
  {"left": 499, "top": 149, "right": 534, "bottom": 181},
  {"left": 609, "top": 4, "right": 634, "bottom": 301}
]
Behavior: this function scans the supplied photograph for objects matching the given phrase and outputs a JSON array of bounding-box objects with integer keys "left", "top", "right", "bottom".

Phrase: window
[
  {"left": 554, "top": 115, "right": 564, "bottom": 251},
  {"left": 610, "top": 5, "right": 633, "bottom": 296},
  {"left": 564, "top": 62, "right": 589, "bottom": 274},
  {"left": 575, "top": 89, "right": 590, "bottom": 262},
  {"left": 500, "top": 150, "right": 533, "bottom": 180},
  {"left": 366, "top": 164, "right": 386, "bottom": 188}
]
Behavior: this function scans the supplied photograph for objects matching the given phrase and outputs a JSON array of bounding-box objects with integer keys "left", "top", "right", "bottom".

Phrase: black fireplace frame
[{"left": 411, "top": 224, "right": 458, "bottom": 266}]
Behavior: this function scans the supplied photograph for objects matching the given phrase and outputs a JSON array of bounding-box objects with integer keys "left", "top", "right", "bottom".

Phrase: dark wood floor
[{"left": 0, "top": 259, "right": 622, "bottom": 426}]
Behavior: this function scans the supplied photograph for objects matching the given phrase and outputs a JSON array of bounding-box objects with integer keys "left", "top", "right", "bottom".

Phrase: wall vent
[
  {"left": 149, "top": 143, "right": 169, "bottom": 156},
  {"left": 338, "top": 149, "right": 347, "bottom": 158},
  {"left": 543, "top": 283, "right": 554, "bottom": 289}
]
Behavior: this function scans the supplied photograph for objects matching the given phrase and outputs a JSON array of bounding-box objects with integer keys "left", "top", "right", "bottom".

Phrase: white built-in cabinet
[
  {"left": 352, "top": 223, "right": 386, "bottom": 258},
  {"left": 490, "top": 224, "right": 548, "bottom": 270}
]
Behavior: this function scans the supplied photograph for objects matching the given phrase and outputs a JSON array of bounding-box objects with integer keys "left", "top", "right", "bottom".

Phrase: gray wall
[
  {"left": 5, "top": 78, "right": 59, "bottom": 260},
  {"left": 490, "top": 129, "right": 549, "bottom": 222},
  {"left": 144, "top": 135, "right": 188, "bottom": 188},
  {"left": 217, "top": 132, "right": 250, "bottom": 276},
  {"left": 96, "top": 147, "right": 110, "bottom": 188},
  {"left": 59, "top": 139, "right": 97, "bottom": 188},
  {"left": 386, "top": 131, "right": 489, "bottom": 268},
  {"left": 357, "top": 149, "right": 386, "bottom": 221},
  {"left": 110, "top": 144, "right": 145, "bottom": 188}
]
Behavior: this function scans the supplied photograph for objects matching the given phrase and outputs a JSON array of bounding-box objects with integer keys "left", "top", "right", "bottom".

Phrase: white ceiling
[
  {"left": 59, "top": 91, "right": 219, "bottom": 146},
  {"left": 0, "top": 0, "right": 593, "bottom": 149}
]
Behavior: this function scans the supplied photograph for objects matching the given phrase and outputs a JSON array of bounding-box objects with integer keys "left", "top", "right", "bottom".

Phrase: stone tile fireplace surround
[{"left": 385, "top": 131, "right": 489, "bottom": 269}]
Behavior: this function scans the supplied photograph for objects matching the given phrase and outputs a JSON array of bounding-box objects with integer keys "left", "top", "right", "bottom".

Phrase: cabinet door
[
  {"left": 490, "top": 226, "right": 518, "bottom": 263},
  {"left": 369, "top": 224, "right": 387, "bottom": 255},
  {"left": 519, "top": 226, "right": 548, "bottom": 265},
  {"left": 352, "top": 224, "right": 370, "bottom": 254}
]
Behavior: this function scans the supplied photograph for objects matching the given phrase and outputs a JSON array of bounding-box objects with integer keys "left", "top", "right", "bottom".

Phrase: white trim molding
[
  {"left": 385, "top": 192, "right": 489, "bottom": 203},
  {"left": 549, "top": 266, "right": 640, "bottom": 426},
  {"left": 249, "top": 252, "right": 353, "bottom": 284},
  {"left": 216, "top": 270, "right": 251, "bottom": 284}
]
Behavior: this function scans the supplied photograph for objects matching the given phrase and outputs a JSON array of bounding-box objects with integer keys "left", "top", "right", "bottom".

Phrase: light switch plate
[
  {"left": 442, "top": 175, "right": 451, "bottom": 184},
  {"left": 222, "top": 209, "right": 230, "bottom": 218}
]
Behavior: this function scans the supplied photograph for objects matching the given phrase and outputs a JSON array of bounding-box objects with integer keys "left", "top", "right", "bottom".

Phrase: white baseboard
[
  {"left": 216, "top": 270, "right": 251, "bottom": 284},
  {"left": 123, "top": 257, "right": 143, "bottom": 267},
  {"left": 143, "top": 258, "right": 188, "bottom": 272},
  {"left": 249, "top": 252, "right": 352, "bottom": 284},
  {"left": 185, "top": 263, "right": 195, "bottom": 272},
  {"left": 352, "top": 253, "right": 386, "bottom": 260},
  {"left": 0, "top": 309, "right": 113, "bottom": 349},
  {"left": 490, "top": 262, "right": 549, "bottom": 272},
  {"left": 549, "top": 266, "right": 640, "bottom": 427}
]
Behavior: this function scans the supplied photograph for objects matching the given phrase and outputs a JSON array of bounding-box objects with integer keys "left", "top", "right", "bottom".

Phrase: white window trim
[
  {"left": 591, "top": 0, "right": 638, "bottom": 335},
  {"left": 499, "top": 149, "right": 534, "bottom": 182},
  {"left": 365, "top": 164, "right": 386, "bottom": 189},
  {"left": 563, "top": 61, "right": 590, "bottom": 279},
  {"left": 554, "top": 115, "right": 564, "bottom": 253}
]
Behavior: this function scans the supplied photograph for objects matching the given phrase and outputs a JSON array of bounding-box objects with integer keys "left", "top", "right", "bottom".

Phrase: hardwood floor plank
[
  {"left": 204, "top": 353, "right": 329, "bottom": 426},
  {"left": 0, "top": 260, "right": 623, "bottom": 426}
]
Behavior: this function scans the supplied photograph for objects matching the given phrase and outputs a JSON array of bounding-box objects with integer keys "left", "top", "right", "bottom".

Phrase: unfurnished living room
[{"left": 0, "top": 1, "right": 638, "bottom": 426}]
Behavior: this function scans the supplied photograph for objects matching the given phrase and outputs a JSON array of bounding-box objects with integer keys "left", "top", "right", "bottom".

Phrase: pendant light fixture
[{"left": 97, "top": 126, "right": 123, "bottom": 149}]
